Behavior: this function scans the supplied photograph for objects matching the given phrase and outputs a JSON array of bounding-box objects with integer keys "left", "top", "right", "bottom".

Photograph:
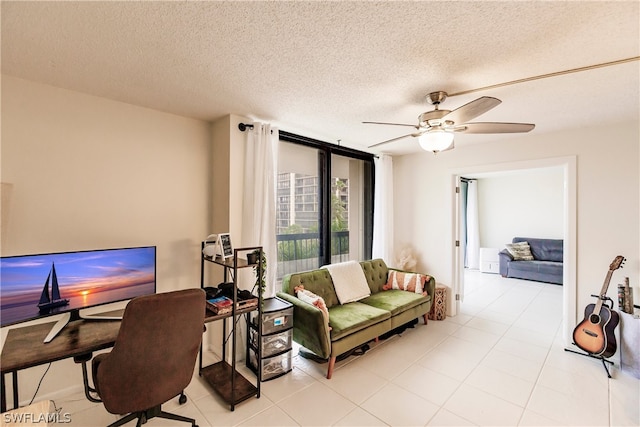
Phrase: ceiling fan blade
[
  {"left": 368, "top": 132, "right": 423, "bottom": 148},
  {"left": 441, "top": 96, "right": 501, "bottom": 125},
  {"left": 459, "top": 122, "right": 535, "bottom": 134},
  {"left": 362, "top": 121, "right": 418, "bottom": 128}
]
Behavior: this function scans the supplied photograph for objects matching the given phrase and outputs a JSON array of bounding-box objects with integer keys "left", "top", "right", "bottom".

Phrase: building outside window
[{"left": 275, "top": 133, "right": 373, "bottom": 280}]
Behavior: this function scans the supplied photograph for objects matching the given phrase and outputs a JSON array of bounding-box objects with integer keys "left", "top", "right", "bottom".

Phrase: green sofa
[{"left": 277, "top": 259, "right": 435, "bottom": 379}]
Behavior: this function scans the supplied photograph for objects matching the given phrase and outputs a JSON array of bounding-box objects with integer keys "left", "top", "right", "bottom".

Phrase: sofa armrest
[
  {"left": 276, "top": 292, "right": 331, "bottom": 359},
  {"left": 498, "top": 249, "right": 513, "bottom": 276},
  {"left": 424, "top": 275, "right": 436, "bottom": 302},
  {"left": 499, "top": 249, "right": 513, "bottom": 261}
]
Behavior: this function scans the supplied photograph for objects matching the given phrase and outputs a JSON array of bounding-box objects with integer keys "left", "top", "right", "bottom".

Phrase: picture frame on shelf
[{"left": 217, "top": 233, "right": 233, "bottom": 259}]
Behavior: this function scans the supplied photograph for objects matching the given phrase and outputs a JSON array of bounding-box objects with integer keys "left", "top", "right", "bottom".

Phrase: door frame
[{"left": 450, "top": 156, "right": 577, "bottom": 345}]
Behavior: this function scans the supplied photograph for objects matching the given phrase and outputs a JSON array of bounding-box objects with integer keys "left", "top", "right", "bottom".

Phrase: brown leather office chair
[{"left": 84, "top": 288, "right": 205, "bottom": 427}]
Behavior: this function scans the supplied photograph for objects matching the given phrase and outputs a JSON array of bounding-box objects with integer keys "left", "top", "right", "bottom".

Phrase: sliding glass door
[
  {"left": 275, "top": 132, "right": 374, "bottom": 280},
  {"left": 330, "top": 154, "right": 371, "bottom": 264},
  {"left": 276, "top": 142, "right": 322, "bottom": 276}
]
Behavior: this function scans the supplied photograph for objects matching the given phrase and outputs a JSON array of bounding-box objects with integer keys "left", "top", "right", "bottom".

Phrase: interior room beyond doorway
[{"left": 452, "top": 156, "right": 576, "bottom": 345}]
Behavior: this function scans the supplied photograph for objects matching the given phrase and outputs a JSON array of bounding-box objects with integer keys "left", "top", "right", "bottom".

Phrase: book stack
[
  {"left": 207, "top": 296, "right": 233, "bottom": 314},
  {"left": 618, "top": 277, "right": 634, "bottom": 314}
]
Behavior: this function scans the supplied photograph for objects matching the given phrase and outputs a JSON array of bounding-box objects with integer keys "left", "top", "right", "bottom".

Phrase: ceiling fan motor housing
[
  {"left": 426, "top": 91, "right": 448, "bottom": 106},
  {"left": 419, "top": 109, "right": 450, "bottom": 127}
]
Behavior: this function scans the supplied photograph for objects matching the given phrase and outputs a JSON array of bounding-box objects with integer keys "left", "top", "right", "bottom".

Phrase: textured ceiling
[{"left": 2, "top": 1, "right": 639, "bottom": 154}]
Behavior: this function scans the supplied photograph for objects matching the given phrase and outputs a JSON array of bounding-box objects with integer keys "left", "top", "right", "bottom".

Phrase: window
[{"left": 276, "top": 132, "right": 374, "bottom": 279}]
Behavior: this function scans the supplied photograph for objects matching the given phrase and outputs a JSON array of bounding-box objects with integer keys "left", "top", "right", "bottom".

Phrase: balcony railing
[{"left": 276, "top": 231, "right": 349, "bottom": 278}]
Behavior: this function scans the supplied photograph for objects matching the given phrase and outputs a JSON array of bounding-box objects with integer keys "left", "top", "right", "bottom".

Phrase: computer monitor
[{"left": 1, "top": 246, "right": 156, "bottom": 342}]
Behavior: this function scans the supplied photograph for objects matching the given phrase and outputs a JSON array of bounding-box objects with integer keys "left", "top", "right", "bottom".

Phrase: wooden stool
[{"left": 428, "top": 284, "right": 447, "bottom": 320}]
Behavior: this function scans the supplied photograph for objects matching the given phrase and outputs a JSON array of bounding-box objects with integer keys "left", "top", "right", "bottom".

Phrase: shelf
[
  {"left": 200, "top": 243, "right": 263, "bottom": 410},
  {"left": 204, "top": 303, "right": 258, "bottom": 323},
  {"left": 203, "top": 253, "right": 256, "bottom": 269},
  {"left": 200, "top": 361, "right": 258, "bottom": 408}
]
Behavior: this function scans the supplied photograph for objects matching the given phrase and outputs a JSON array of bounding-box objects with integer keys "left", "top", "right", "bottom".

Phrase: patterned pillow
[
  {"left": 294, "top": 285, "right": 331, "bottom": 331},
  {"left": 382, "top": 270, "right": 429, "bottom": 296},
  {"left": 505, "top": 241, "right": 534, "bottom": 260}
]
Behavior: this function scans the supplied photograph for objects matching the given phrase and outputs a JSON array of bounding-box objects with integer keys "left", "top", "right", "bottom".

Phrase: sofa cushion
[
  {"left": 360, "top": 290, "right": 429, "bottom": 316},
  {"left": 360, "top": 259, "right": 389, "bottom": 294},
  {"left": 328, "top": 302, "right": 390, "bottom": 341},
  {"left": 513, "top": 237, "right": 563, "bottom": 262},
  {"left": 506, "top": 260, "right": 563, "bottom": 285},
  {"left": 509, "top": 260, "right": 563, "bottom": 275},
  {"left": 505, "top": 242, "right": 534, "bottom": 260}
]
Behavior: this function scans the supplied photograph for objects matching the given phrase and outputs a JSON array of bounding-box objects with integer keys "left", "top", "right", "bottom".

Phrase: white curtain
[
  {"left": 242, "top": 122, "right": 278, "bottom": 297},
  {"left": 372, "top": 154, "right": 394, "bottom": 264},
  {"left": 466, "top": 180, "right": 480, "bottom": 269}
]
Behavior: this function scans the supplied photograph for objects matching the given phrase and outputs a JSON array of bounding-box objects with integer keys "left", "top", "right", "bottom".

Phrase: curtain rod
[
  {"left": 238, "top": 123, "right": 377, "bottom": 159},
  {"left": 238, "top": 123, "right": 273, "bottom": 133}
]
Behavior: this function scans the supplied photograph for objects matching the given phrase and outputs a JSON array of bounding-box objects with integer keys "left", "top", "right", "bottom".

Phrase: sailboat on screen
[{"left": 37, "top": 263, "right": 70, "bottom": 312}]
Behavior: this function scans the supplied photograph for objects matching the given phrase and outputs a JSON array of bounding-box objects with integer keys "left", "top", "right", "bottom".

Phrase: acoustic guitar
[{"left": 572, "top": 255, "right": 625, "bottom": 358}]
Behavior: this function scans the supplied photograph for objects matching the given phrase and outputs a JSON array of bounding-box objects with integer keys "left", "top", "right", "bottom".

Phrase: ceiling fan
[{"left": 364, "top": 91, "right": 535, "bottom": 153}]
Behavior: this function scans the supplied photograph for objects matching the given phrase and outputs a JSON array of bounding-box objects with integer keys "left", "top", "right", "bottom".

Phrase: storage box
[
  {"left": 250, "top": 328, "right": 292, "bottom": 358},
  {"left": 249, "top": 348, "right": 292, "bottom": 381},
  {"left": 479, "top": 247, "right": 500, "bottom": 274},
  {"left": 251, "top": 298, "right": 293, "bottom": 335}
]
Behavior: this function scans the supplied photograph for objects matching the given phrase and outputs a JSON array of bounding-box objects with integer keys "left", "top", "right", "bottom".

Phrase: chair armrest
[{"left": 276, "top": 292, "right": 331, "bottom": 359}]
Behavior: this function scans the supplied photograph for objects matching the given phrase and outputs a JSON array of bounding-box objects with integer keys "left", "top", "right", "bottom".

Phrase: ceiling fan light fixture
[{"left": 418, "top": 128, "right": 454, "bottom": 153}]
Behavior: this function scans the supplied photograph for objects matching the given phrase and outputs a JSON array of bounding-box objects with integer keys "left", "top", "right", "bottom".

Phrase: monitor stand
[
  {"left": 81, "top": 312, "right": 123, "bottom": 321},
  {"left": 43, "top": 309, "right": 123, "bottom": 343}
]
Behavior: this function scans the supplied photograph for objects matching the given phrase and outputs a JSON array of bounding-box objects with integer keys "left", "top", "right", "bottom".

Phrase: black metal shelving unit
[{"left": 199, "top": 243, "right": 262, "bottom": 411}]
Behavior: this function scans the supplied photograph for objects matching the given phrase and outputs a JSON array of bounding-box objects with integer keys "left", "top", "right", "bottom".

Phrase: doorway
[{"left": 451, "top": 156, "right": 577, "bottom": 345}]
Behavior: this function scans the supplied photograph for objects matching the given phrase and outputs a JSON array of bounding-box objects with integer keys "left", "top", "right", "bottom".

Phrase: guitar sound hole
[{"left": 589, "top": 313, "right": 601, "bottom": 324}]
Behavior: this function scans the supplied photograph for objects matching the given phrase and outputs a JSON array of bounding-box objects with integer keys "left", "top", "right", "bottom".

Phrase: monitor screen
[{"left": 1, "top": 246, "right": 156, "bottom": 328}]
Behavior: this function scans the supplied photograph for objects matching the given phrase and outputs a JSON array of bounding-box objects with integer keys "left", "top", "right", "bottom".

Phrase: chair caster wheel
[{"left": 179, "top": 393, "right": 187, "bottom": 404}]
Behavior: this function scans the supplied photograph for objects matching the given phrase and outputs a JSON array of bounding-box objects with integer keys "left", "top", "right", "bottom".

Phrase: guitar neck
[{"left": 594, "top": 269, "right": 615, "bottom": 311}]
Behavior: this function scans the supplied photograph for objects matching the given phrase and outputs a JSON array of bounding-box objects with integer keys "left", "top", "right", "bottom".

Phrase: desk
[
  {"left": 1, "top": 306, "right": 254, "bottom": 413},
  {"left": 1, "top": 314, "right": 121, "bottom": 412}
]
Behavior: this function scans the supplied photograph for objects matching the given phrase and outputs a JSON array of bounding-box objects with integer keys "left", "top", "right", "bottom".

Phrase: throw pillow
[
  {"left": 383, "top": 270, "right": 429, "bottom": 296},
  {"left": 505, "top": 241, "right": 534, "bottom": 260},
  {"left": 294, "top": 285, "right": 331, "bottom": 331}
]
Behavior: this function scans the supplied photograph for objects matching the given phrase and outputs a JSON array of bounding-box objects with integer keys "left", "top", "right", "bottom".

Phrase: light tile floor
[{"left": 52, "top": 271, "right": 639, "bottom": 426}]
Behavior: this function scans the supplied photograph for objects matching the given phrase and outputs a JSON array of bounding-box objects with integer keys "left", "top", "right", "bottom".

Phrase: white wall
[
  {"left": 474, "top": 167, "right": 564, "bottom": 249},
  {"left": 1, "top": 76, "right": 211, "bottom": 402},
  {"left": 394, "top": 122, "right": 639, "bottom": 325}
]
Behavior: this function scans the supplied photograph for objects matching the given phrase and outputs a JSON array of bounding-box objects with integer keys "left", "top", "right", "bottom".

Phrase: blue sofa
[{"left": 499, "top": 237, "right": 563, "bottom": 285}]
